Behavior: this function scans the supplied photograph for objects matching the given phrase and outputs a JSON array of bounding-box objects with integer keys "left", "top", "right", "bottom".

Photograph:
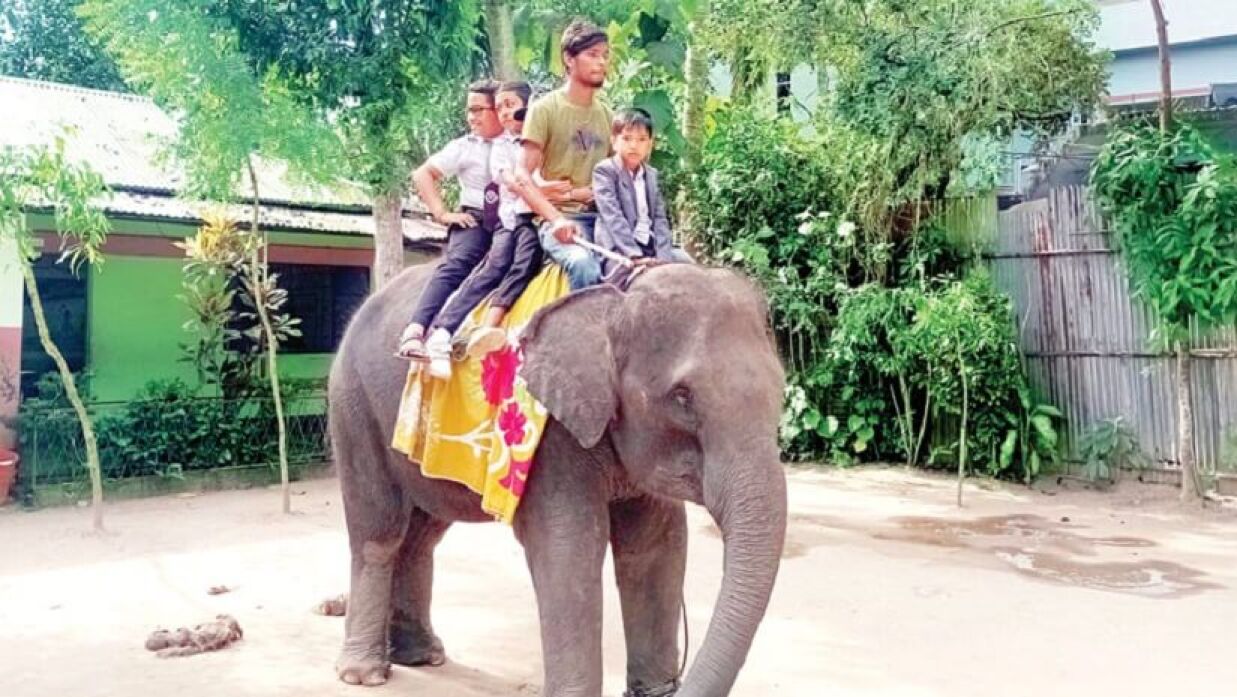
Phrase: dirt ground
[{"left": 2, "top": 466, "right": 1236, "bottom": 697}]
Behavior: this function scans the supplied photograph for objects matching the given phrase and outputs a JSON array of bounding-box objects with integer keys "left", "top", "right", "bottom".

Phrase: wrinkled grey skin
[{"left": 330, "top": 262, "right": 787, "bottom": 697}]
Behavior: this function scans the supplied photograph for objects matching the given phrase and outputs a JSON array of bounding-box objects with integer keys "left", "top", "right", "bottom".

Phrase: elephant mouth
[{"left": 642, "top": 467, "right": 703, "bottom": 505}]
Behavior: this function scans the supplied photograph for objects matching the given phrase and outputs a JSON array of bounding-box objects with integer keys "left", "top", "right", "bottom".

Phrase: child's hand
[
  {"left": 540, "top": 180, "right": 573, "bottom": 204},
  {"left": 438, "top": 211, "right": 478, "bottom": 228},
  {"left": 550, "top": 219, "right": 580, "bottom": 244}
]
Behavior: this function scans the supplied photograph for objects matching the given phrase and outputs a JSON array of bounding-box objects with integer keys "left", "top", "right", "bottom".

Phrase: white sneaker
[{"left": 426, "top": 329, "right": 453, "bottom": 380}]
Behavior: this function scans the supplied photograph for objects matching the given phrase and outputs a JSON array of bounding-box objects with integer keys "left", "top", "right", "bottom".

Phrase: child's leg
[
  {"left": 491, "top": 221, "right": 544, "bottom": 319},
  {"left": 467, "top": 221, "right": 543, "bottom": 357},
  {"left": 430, "top": 228, "right": 516, "bottom": 337},
  {"left": 539, "top": 221, "right": 600, "bottom": 290},
  {"left": 408, "top": 218, "right": 492, "bottom": 330}
]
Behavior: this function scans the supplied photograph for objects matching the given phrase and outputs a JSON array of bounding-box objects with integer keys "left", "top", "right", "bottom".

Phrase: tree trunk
[
  {"left": 957, "top": 357, "right": 969, "bottom": 508},
  {"left": 682, "top": 0, "right": 710, "bottom": 171},
  {"left": 1177, "top": 342, "right": 1200, "bottom": 501},
  {"left": 1150, "top": 0, "right": 1172, "bottom": 132},
  {"left": 372, "top": 189, "right": 405, "bottom": 290},
  {"left": 484, "top": 0, "right": 520, "bottom": 81},
  {"left": 23, "top": 263, "right": 104, "bottom": 531},
  {"left": 247, "top": 158, "right": 291, "bottom": 514},
  {"left": 677, "top": 0, "right": 711, "bottom": 258}
]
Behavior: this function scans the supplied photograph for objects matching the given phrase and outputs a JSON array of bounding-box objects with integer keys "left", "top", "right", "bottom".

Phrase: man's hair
[
  {"left": 497, "top": 80, "right": 532, "bottom": 107},
  {"left": 612, "top": 108, "right": 654, "bottom": 136},
  {"left": 467, "top": 79, "right": 499, "bottom": 103},
  {"left": 561, "top": 18, "right": 608, "bottom": 59}
]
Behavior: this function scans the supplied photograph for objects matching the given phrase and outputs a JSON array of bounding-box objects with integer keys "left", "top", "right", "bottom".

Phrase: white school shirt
[
  {"left": 489, "top": 132, "right": 532, "bottom": 230},
  {"left": 631, "top": 165, "right": 653, "bottom": 245},
  {"left": 427, "top": 133, "right": 494, "bottom": 210}
]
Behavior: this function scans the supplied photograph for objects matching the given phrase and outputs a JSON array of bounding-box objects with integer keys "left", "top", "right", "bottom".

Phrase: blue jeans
[{"left": 539, "top": 212, "right": 601, "bottom": 290}]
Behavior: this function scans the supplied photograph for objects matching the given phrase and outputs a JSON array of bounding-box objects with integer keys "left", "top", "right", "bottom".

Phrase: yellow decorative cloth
[{"left": 391, "top": 266, "right": 571, "bottom": 523}]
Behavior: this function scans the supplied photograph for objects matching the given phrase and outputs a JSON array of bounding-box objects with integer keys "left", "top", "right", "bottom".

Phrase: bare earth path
[{"left": 2, "top": 466, "right": 1235, "bottom": 697}]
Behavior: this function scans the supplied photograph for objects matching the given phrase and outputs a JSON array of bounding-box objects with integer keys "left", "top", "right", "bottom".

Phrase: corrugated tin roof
[{"left": 0, "top": 76, "right": 445, "bottom": 241}]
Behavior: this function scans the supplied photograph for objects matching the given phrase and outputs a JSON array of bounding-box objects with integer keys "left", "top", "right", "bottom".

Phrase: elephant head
[{"left": 520, "top": 264, "right": 787, "bottom": 697}]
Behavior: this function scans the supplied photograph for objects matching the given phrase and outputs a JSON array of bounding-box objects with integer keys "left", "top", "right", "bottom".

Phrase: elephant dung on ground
[{"left": 329, "top": 262, "right": 787, "bottom": 697}]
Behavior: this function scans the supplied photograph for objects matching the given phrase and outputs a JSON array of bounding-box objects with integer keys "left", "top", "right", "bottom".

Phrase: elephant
[{"left": 329, "top": 261, "right": 788, "bottom": 697}]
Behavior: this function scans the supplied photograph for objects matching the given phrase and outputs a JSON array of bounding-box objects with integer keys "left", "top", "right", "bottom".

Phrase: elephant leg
[
  {"left": 514, "top": 426, "right": 611, "bottom": 697},
  {"left": 334, "top": 399, "right": 410, "bottom": 687},
  {"left": 610, "top": 496, "right": 688, "bottom": 697},
  {"left": 338, "top": 534, "right": 403, "bottom": 686},
  {"left": 390, "top": 506, "right": 451, "bottom": 667}
]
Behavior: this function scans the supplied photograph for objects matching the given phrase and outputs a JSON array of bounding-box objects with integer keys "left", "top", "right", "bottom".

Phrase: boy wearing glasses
[{"left": 398, "top": 80, "right": 505, "bottom": 362}]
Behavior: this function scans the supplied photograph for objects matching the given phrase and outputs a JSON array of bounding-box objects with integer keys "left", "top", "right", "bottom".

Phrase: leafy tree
[
  {"left": 0, "top": 138, "right": 111, "bottom": 530},
  {"left": 0, "top": 0, "right": 126, "bottom": 91},
  {"left": 215, "top": 0, "right": 484, "bottom": 287},
  {"left": 82, "top": 0, "right": 343, "bottom": 513},
  {"left": 700, "top": 0, "right": 1107, "bottom": 230},
  {"left": 1090, "top": 122, "right": 1237, "bottom": 500}
]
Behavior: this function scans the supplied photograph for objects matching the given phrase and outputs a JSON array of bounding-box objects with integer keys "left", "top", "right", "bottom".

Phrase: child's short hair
[
  {"left": 497, "top": 80, "right": 532, "bottom": 107},
  {"left": 561, "top": 19, "right": 608, "bottom": 58},
  {"left": 612, "top": 108, "right": 654, "bottom": 137},
  {"left": 467, "top": 79, "right": 499, "bottom": 103}
]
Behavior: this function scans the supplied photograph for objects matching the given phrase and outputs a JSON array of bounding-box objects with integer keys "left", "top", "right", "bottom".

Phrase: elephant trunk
[{"left": 677, "top": 438, "right": 787, "bottom": 697}]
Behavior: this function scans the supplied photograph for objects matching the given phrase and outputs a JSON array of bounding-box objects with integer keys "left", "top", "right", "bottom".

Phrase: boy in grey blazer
[{"left": 592, "top": 108, "right": 685, "bottom": 278}]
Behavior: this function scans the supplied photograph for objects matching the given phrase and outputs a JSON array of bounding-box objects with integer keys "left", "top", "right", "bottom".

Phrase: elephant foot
[
  {"left": 390, "top": 626, "right": 446, "bottom": 668},
  {"left": 337, "top": 649, "right": 391, "bottom": 687}
]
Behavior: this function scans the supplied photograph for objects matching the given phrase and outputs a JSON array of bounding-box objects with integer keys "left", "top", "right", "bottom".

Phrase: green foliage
[
  {"left": 1090, "top": 121, "right": 1237, "bottom": 346},
  {"left": 680, "top": 0, "right": 1105, "bottom": 482},
  {"left": 80, "top": 0, "right": 345, "bottom": 201},
  {"left": 177, "top": 213, "right": 301, "bottom": 394},
  {"left": 213, "top": 0, "right": 482, "bottom": 197},
  {"left": 905, "top": 270, "right": 1060, "bottom": 481},
  {"left": 0, "top": 0, "right": 128, "bottom": 91},
  {"left": 1078, "top": 416, "right": 1149, "bottom": 484},
  {"left": 15, "top": 374, "right": 324, "bottom": 483},
  {"left": 702, "top": 0, "right": 1106, "bottom": 208},
  {"left": 0, "top": 136, "right": 111, "bottom": 265}
]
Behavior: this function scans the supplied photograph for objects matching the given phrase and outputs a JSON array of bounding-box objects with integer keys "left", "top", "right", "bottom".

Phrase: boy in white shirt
[
  {"left": 397, "top": 80, "right": 505, "bottom": 365},
  {"left": 421, "top": 81, "right": 546, "bottom": 377}
]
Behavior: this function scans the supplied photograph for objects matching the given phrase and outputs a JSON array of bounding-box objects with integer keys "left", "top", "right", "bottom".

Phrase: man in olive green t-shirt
[{"left": 517, "top": 19, "right": 612, "bottom": 289}]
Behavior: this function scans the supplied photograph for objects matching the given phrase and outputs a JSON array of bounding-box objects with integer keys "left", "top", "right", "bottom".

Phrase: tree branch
[{"left": 985, "top": 9, "right": 1082, "bottom": 38}]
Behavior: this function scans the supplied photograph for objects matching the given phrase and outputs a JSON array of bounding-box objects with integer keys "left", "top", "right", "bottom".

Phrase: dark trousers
[
  {"left": 409, "top": 207, "right": 493, "bottom": 328},
  {"left": 432, "top": 215, "right": 542, "bottom": 334}
]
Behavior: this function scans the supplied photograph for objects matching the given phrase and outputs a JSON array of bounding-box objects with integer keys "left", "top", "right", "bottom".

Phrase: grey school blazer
[{"left": 592, "top": 157, "right": 675, "bottom": 272}]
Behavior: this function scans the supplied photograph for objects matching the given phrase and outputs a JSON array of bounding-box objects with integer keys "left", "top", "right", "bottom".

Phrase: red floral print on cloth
[
  {"left": 499, "top": 456, "right": 532, "bottom": 497},
  {"left": 498, "top": 402, "right": 529, "bottom": 446},
  {"left": 480, "top": 345, "right": 520, "bottom": 406}
]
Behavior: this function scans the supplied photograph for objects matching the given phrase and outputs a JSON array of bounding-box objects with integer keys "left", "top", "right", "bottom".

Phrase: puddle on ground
[
  {"left": 878, "top": 515, "right": 1213, "bottom": 598},
  {"left": 877, "top": 515, "right": 1155, "bottom": 556},
  {"left": 991, "top": 547, "right": 1218, "bottom": 598},
  {"left": 751, "top": 512, "right": 1216, "bottom": 597}
]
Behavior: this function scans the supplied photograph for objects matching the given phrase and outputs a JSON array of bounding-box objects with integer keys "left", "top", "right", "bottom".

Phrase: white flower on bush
[
  {"left": 837, "top": 220, "right": 856, "bottom": 239},
  {"left": 797, "top": 220, "right": 814, "bottom": 236}
]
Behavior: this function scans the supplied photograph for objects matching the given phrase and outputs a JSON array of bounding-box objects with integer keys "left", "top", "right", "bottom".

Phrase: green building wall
[
  {"left": 22, "top": 211, "right": 438, "bottom": 404},
  {"left": 86, "top": 256, "right": 334, "bottom": 402}
]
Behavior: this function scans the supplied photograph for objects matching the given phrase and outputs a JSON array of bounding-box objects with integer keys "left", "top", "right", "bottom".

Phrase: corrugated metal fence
[{"left": 989, "top": 186, "right": 1237, "bottom": 475}]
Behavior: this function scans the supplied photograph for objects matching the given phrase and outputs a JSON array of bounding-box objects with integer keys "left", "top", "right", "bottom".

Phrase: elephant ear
[{"left": 519, "top": 285, "right": 623, "bottom": 449}]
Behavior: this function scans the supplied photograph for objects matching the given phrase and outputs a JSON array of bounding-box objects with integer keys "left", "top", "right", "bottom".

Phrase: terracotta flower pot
[{"left": 0, "top": 449, "right": 18, "bottom": 505}]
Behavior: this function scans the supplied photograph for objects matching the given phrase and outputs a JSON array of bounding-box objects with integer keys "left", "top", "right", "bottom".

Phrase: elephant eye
[{"left": 669, "top": 385, "right": 693, "bottom": 410}]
